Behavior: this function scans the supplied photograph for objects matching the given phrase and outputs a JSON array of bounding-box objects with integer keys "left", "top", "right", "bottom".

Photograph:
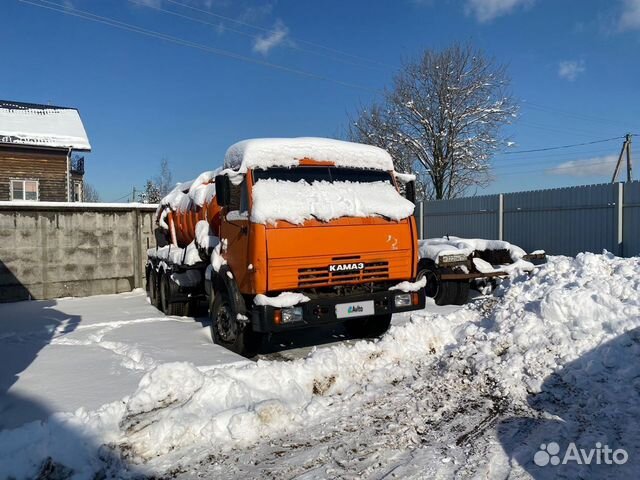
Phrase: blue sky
[{"left": 2, "top": 0, "right": 640, "bottom": 201}]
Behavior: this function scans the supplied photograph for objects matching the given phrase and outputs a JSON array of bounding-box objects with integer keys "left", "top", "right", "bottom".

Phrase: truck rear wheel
[
  {"left": 344, "top": 313, "right": 392, "bottom": 338},
  {"left": 159, "top": 272, "right": 191, "bottom": 316},
  {"left": 147, "top": 268, "right": 161, "bottom": 309},
  {"left": 210, "top": 290, "right": 261, "bottom": 357}
]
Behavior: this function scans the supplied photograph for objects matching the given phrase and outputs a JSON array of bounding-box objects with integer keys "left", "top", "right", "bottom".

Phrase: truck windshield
[{"left": 252, "top": 166, "right": 393, "bottom": 184}]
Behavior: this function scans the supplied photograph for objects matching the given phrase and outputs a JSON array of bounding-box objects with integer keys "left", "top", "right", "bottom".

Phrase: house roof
[{"left": 0, "top": 100, "right": 91, "bottom": 151}]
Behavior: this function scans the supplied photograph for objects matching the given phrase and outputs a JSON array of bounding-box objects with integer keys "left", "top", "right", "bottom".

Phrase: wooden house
[{"left": 0, "top": 100, "right": 91, "bottom": 202}]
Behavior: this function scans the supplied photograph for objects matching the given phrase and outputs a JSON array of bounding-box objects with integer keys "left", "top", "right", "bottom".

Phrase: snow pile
[
  {"left": 419, "top": 237, "right": 528, "bottom": 264},
  {"left": 0, "top": 103, "right": 91, "bottom": 150},
  {"left": 389, "top": 277, "right": 427, "bottom": 292},
  {"left": 147, "top": 241, "right": 201, "bottom": 266},
  {"left": 456, "top": 252, "right": 640, "bottom": 403},
  {"left": 251, "top": 179, "right": 415, "bottom": 225},
  {"left": 224, "top": 137, "right": 394, "bottom": 173},
  {"left": 253, "top": 292, "right": 311, "bottom": 307},
  {"left": 2, "top": 253, "right": 639, "bottom": 478},
  {"left": 156, "top": 169, "right": 219, "bottom": 227},
  {"left": 194, "top": 220, "right": 219, "bottom": 252}
]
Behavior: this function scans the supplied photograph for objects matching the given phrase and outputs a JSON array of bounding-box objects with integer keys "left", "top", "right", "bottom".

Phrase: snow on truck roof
[
  {"left": 0, "top": 100, "right": 91, "bottom": 151},
  {"left": 224, "top": 137, "right": 394, "bottom": 172}
]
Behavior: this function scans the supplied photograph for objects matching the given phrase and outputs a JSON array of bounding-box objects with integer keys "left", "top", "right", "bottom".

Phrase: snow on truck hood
[
  {"left": 224, "top": 137, "right": 395, "bottom": 172},
  {"left": 251, "top": 179, "right": 415, "bottom": 225}
]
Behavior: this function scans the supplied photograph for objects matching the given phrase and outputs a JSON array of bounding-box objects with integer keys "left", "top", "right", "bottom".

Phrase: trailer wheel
[
  {"left": 417, "top": 267, "right": 458, "bottom": 306},
  {"left": 344, "top": 313, "right": 392, "bottom": 338},
  {"left": 453, "top": 281, "right": 470, "bottom": 306},
  {"left": 147, "top": 268, "right": 161, "bottom": 309},
  {"left": 159, "top": 272, "right": 190, "bottom": 316},
  {"left": 210, "top": 289, "right": 261, "bottom": 357}
]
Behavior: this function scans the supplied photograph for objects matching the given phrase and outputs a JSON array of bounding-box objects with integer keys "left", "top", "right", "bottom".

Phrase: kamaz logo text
[{"left": 328, "top": 262, "right": 365, "bottom": 272}]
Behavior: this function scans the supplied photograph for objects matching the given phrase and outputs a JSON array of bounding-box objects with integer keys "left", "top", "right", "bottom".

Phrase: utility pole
[
  {"left": 131, "top": 186, "right": 136, "bottom": 203},
  {"left": 612, "top": 134, "right": 633, "bottom": 183},
  {"left": 626, "top": 134, "right": 632, "bottom": 182}
]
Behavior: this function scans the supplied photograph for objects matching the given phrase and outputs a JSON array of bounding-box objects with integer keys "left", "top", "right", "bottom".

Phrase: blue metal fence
[{"left": 418, "top": 181, "right": 640, "bottom": 257}]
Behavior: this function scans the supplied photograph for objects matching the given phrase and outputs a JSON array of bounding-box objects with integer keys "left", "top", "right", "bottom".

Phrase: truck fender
[{"left": 211, "top": 265, "right": 248, "bottom": 317}]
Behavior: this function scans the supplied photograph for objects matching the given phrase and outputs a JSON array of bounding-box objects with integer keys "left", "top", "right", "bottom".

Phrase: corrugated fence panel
[
  {"left": 623, "top": 181, "right": 640, "bottom": 256},
  {"left": 422, "top": 195, "right": 500, "bottom": 240},
  {"left": 503, "top": 183, "right": 619, "bottom": 256}
]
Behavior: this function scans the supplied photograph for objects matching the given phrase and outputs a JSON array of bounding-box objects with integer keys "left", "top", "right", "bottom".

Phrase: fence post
[
  {"left": 133, "top": 208, "right": 143, "bottom": 288},
  {"left": 498, "top": 194, "right": 504, "bottom": 241},
  {"left": 616, "top": 182, "right": 624, "bottom": 257}
]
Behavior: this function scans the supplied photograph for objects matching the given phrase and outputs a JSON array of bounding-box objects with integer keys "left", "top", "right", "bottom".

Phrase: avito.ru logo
[
  {"left": 347, "top": 305, "right": 364, "bottom": 314},
  {"left": 534, "top": 442, "right": 628, "bottom": 467}
]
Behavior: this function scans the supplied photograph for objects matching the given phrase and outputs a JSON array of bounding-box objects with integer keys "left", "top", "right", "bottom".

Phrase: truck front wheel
[
  {"left": 344, "top": 313, "right": 392, "bottom": 338},
  {"left": 210, "top": 290, "right": 261, "bottom": 357}
]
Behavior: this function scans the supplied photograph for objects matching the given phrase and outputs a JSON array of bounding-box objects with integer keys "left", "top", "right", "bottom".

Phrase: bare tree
[
  {"left": 153, "top": 158, "right": 173, "bottom": 197},
  {"left": 348, "top": 43, "right": 517, "bottom": 199},
  {"left": 83, "top": 182, "right": 100, "bottom": 202}
]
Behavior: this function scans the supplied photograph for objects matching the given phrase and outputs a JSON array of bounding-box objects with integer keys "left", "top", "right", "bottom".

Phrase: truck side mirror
[
  {"left": 404, "top": 180, "right": 416, "bottom": 204},
  {"left": 215, "top": 174, "right": 231, "bottom": 207}
]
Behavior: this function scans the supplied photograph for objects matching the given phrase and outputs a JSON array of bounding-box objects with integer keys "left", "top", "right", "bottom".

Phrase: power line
[
  {"left": 523, "top": 101, "right": 635, "bottom": 131},
  {"left": 18, "top": 0, "right": 376, "bottom": 92},
  {"left": 502, "top": 136, "right": 625, "bottom": 155},
  {"left": 164, "top": 0, "right": 392, "bottom": 69},
  {"left": 494, "top": 157, "right": 618, "bottom": 177},
  {"left": 129, "top": 0, "right": 383, "bottom": 70}
]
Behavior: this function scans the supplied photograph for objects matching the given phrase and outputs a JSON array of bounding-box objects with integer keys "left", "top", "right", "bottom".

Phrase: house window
[
  {"left": 10, "top": 179, "right": 39, "bottom": 201},
  {"left": 73, "top": 181, "right": 83, "bottom": 202}
]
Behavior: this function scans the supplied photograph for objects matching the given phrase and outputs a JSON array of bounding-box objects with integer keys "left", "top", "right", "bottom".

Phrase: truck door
[{"left": 221, "top": 179, "right": 251, "bottom": 292}]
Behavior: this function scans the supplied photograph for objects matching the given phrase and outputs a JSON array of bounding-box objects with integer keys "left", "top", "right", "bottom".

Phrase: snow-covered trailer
[
  {"left": 146, "top": 138, "right": 427, "bottom": 356},
  {"left": 417, "top": 237, "right": 546, "bottom": 305}
]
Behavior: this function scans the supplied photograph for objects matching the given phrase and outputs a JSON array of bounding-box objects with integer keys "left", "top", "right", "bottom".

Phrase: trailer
[
  {"left": 417, "top": 237, "right": 547, "bottom": 305},
  {"left": 146, "top": 138, "right": 427, "bottom": 356}
]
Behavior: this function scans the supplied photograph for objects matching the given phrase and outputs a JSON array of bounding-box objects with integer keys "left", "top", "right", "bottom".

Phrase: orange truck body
[{"left": 164, "top": 165, "right": 419, "bottom": 296}]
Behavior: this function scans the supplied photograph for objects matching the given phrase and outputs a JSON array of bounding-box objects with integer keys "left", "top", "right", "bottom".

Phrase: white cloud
[
  {"left": 558, "top": 59, "right": 586, "bottom": 81},
  {"left": 618, "top": 0, "right": 640, "bottom": 30},
  {"left": 546, "top": 154, "right": 618, "bottom": 177},
  {"left": 465, "top": 0, "right": 533, "bottom": 22},
  {"left": 253, "top": 20, "right": 289, "bottom": 56}
]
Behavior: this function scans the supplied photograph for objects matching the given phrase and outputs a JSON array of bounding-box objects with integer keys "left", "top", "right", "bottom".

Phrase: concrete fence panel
[{"left": 0, "top": 203, "right": 157, "bottom": 303}]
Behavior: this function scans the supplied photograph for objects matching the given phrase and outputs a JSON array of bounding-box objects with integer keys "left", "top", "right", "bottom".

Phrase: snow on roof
[
  {"left": 224, "top": 137, "right": 394, "bottom": 172},
  {"left": 0, "top": 100, "right": 91, "bottom": 151}
]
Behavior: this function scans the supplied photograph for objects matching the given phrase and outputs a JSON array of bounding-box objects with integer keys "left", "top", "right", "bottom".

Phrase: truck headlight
[
  {"left": 394, "top": 293, "right": 412, "bottom": 307},
  {"left": 439, "top": 253, "right": 468, "bottom": 265},
  {"left": 282, "top": 306, "right": 304, "bottom": 323}
]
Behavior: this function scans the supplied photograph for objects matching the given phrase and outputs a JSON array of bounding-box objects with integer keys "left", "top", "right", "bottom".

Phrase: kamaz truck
[{"left": 146, "top": 138, "right": 426, "bottom": 356}]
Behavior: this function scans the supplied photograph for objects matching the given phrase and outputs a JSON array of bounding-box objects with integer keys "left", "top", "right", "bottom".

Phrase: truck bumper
[{"left": 251, "top": 289, "right": 426, "bottom": 333}]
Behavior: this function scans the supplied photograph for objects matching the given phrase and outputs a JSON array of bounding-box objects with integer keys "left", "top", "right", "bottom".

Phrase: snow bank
[
  {"left": 251, "top": 179, "right": 415, "bottom": 225},
  {"left": 253, "top": 292, "right": 311, "bottom": 308},
  {"left": 224, "top": 137, "right": 394, "bottom": 173},
  {"left": 419, "top": 237, "right": 527, "bottom": 264},
  {"left": 3, "top": 253, "right": 639, "bottom": 478}
]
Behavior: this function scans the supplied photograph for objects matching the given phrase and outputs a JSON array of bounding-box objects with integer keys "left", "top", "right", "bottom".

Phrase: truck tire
[
  {"left": 159, "top": 272, "right": 191, "bottom": 316},
  {"left": 147, "top": 268, "right": 161, "bottom": 309},
  {"left": 344, "top": 313, "right": 392, "bottom": 338},
  {"left": 453, "top": 281, "right": 470, "bottom": 306},
  {"left": 417, "top": 267, "right": 458, "bottom": 306},
  {"left": 210, "top": 289, "right": 261, "bottom": 357}
]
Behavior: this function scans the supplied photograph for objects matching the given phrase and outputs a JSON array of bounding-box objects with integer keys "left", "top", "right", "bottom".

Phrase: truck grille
[{"left": 298, "top": 261, "right": 389, "bottom": 288}]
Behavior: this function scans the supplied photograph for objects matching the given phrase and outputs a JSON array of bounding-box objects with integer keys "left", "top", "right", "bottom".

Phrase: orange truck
[{"left": 146, "top": 138, "right": 426, "bottom": 355}]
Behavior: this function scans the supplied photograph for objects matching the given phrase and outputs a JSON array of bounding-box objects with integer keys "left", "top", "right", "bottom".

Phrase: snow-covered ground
[{"left": 2, "top": 252, "right": 639, "bottom": 479}]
